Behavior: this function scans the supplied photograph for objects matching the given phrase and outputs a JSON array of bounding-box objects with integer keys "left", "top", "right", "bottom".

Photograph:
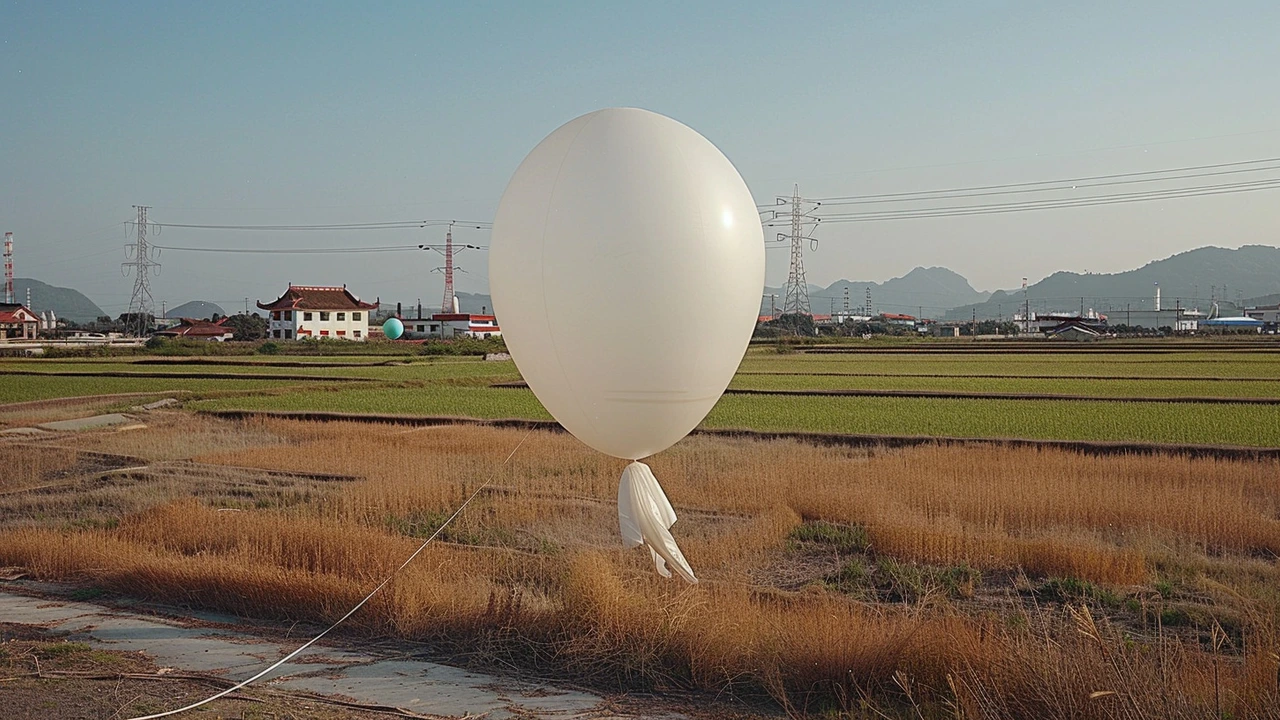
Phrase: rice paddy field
[
  {"left": 2, "top": 340, "right": 1280, "bottom": 718},
  {"left": 13, "top": 345, "right": 1275, "bottom": 446}
]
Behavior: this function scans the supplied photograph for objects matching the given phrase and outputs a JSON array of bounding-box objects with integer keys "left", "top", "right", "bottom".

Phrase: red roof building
[
  {"left": 0, "top": 303, "right": 39, "bottom": 341},
  {"left": 256, "top": 284, "right": 379, "bottom": 341},
  {"left": 154, "top": 317, "right": 235, "bottom": 341}
]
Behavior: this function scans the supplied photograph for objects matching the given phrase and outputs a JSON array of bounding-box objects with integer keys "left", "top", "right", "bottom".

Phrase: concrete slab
[
  {"left": 0, "top": 590, "right": 687, "bottom": 719},
  {"left": 133, "top": 398, "right": 180, "bottom": 411},
  {"left": 37, "top": 413, "right": 136, "bottom": 432}
]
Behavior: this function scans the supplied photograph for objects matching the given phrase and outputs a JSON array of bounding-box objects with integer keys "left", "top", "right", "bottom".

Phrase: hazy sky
[{"left": 3, "top": 1, "right": 1278, "bottom": 315}]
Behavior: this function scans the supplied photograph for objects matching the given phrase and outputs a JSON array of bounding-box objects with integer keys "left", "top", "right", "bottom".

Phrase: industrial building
[
  {"left": 257, "top": 284, "right": 379, "bottom": 341},
  {"left": 1245, "top": 304, "right": 1280, "bottom": 332}
]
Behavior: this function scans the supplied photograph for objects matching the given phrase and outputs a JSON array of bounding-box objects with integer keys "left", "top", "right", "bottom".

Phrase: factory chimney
[
  {"left": 1154, "top": 283, "right": 1161, "bottom": 312},
  {"left": 3, "top": 232, "right": 12, "bottom": 304}
]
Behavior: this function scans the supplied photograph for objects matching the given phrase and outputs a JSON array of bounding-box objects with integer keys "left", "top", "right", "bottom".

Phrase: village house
[
  {"left": 0, "top": 303, "right": 40, "bottom": 341},
  {"left": 153, "top": 317, "right": 235, "bottom": 341},
  {"left": 257, "top": 284, "right": 378, "bottom": 341}
]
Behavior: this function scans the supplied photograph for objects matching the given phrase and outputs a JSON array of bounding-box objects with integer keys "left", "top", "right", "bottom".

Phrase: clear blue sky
[{"left": 3, "top": 1, "right": 1278, "bottom": 315}]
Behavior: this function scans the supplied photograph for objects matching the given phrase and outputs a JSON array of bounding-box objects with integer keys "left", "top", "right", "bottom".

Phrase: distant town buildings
[
  {"left": 400, "top": 312, "right": 501, "bottom": 339},
  {"left": 257, "top": 284, "right": 378, "bottom": 341}
]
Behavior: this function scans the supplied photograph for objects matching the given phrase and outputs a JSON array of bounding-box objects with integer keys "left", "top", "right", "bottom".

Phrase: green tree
[{"left": 223, "top": 313, "right": 268, "bottom": 341}]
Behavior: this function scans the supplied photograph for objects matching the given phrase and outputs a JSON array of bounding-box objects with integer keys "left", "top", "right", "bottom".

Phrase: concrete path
[
  {"left": 36, "top": 413, "right": 137, "bottom": 432},
  {"left": 0, "top": 588, "right": 687, "bottom": 719}
]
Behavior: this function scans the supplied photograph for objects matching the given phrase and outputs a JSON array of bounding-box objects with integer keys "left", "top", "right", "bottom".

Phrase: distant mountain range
[
  {"left": 945, "top": 245, "right": 1280, "bottom": 321},
  {"left": 763, "top": 266, "right": 991, "bottom": 316},
  {"left": 22, "top": 245, "right": 1280, "bottom": 326},
  {"left": 165, "top": 301, "right": 225, "bottom": 320},
  {"left": 12, "top": 278, "right": 105, "bottom": 323}
]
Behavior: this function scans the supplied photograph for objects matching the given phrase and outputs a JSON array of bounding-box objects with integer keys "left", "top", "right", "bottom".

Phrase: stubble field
[{"left": 1, "top": 340, "right": 1279, "bottom": 718}]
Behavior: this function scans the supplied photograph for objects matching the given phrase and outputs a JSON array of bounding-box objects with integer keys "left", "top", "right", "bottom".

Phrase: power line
[
  {"left": 808, "top": 155, "right": 1280, "bottom": 202},
  {"left": 150, "top": 244, "right": 485, "bottom": 254},
  {"left": 152, "top": 220, "right": 492, "bottom": 231},
  {"left": 810, "top": 162, "right": 1280, "bottom": 207},
  {"left": 766, "top": 176, "right": 1280, "bottom": 225}
]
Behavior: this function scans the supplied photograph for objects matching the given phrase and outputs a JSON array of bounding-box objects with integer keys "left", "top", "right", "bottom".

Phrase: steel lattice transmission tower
[
  {"left": 766, "top": 185, "right": 820, "bottom": 316},
  {"left": 122, "top": 205, "right": 161, "bottom": 337},
  {"left": 423, "top": 222, "right": 484, "bottom": 313},
  {"left": 440, "top": 224, "right": 455, "bottom": 313}
]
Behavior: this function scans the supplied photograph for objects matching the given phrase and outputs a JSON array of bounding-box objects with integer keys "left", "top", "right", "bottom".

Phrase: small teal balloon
[{"left": 383, "top": 317, "right": 404, "bottom": 340}]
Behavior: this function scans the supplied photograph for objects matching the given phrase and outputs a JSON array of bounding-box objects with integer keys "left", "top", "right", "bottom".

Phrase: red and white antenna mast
[
  {"left": 440, "top": 222, "right": 455, "bottom": 313},
  {"left": 3, "top": 232, "right": 13, "bottom": 304}
]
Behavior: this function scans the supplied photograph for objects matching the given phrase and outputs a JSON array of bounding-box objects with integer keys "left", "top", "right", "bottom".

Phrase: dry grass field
[{"left": 1, "top": 412, "right": 1278, "bottom": 718}]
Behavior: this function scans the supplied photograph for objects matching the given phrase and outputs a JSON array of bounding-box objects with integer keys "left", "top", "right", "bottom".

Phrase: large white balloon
[{"left": 489, "top": 108, "right": 764, "bottom": 460}]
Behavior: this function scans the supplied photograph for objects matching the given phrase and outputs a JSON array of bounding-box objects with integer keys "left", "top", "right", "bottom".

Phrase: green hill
[
  {"left": 167, "top": 300, "right": 226, "bottom": 320},
  {"left": 13, "top": 278, "right": 106, "bottom": 323}
]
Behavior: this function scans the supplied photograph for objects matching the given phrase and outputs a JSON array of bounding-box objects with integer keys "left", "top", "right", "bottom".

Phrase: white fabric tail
[{"left": 617, "top": 461, "right": 697, "bottom": 583}]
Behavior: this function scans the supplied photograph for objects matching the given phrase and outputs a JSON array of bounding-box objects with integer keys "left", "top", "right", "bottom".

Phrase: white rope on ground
[{"left": 124, "top": 429, "right": 535, "bottom": 720}]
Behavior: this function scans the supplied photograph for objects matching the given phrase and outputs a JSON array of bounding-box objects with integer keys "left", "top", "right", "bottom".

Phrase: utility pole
[
  {"left": 244, "top": 297, "right": 249, "bottom": 315},
  {"left": 161, "top": 301, "right": 166, "bottom": 319},
  {"left": 1126, "top": 303, "right": 1131, "bottom": 327},
  {"left": 971, "top": 308, "right": 977, "bottom": 339},
  {"left": 123, "top": 206, "right": 160, "bottom": 337},
  {"left": 770, "top": 294, "right": 777, "bottom": 320}
]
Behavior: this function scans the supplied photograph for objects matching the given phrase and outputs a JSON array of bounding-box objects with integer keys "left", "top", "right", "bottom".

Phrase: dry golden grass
[
  {"left": 0, "top": 444, "right": 81, "bottom": 493},
  {"left": 1, "top": 417, "right": 1279, "bottom": 718}
]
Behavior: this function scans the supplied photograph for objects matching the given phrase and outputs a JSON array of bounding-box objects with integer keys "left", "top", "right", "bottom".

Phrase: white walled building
[
  {"left": 258, "top": 284, "right": 378, "bottom": 341},
  {"left": 401, "top": 313, "right": 501, "bottom": 339}
]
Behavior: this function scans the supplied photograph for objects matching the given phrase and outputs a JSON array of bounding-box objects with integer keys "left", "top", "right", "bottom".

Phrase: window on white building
[
  {"left": 304, "top": 312, "right": 313, "bottom": 321},
  {"left": 337, "top": 312, "right": 346, "bottom": 321},
  {"left": 354, "top": 330, "right": 362, "bottom": 337},
  {"left": 320, "top": 312, "right": 330, "bottom": 321},
  {"left": 284, "top": 311, "right": 292, "bottom": 320},
  {"left": 353, "top": 312, "right": 361, "bottom": 320}
]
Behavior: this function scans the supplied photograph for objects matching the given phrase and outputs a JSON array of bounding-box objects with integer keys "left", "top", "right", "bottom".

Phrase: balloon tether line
[{"left": 123, "top": 429, "right": 535, "bottom": 720}]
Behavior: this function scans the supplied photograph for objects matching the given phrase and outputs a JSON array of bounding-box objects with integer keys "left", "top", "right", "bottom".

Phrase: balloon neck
[{"left": 616, "top": 462, "right": 697, "bottom": 584}]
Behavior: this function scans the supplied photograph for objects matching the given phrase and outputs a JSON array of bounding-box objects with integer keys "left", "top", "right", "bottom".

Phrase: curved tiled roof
[{"left": 257, "top": 285, "right": 378, "bottom": 311}]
